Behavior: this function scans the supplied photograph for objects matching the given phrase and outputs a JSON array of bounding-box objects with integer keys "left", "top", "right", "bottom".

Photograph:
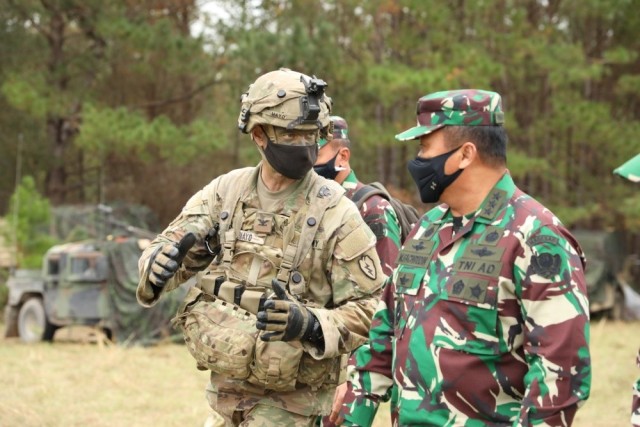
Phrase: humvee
[
  {"left": 3, "top": 210, "right": 187, "bottom": 345},
  {"left": 572, "top": 229, "right": 627, "bottom": 320}
]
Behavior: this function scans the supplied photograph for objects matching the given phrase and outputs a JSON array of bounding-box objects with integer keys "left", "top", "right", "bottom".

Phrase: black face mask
[
  {"left": 313, "top": 151, "right": 340, "bottom": 180},
  {"left": 263, "top": 137, "right": 318, "bottom": 180},
  {"left": 407, "top": 147, "right": 463, "bottom": 203}
]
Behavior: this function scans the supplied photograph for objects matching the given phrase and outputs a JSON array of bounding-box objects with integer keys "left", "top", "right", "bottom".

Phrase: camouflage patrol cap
[
  {"left": 318, "top": 115, "right": 349, "bottom": 149},
  {"left": 395, "top": 89, "right": 505, "bottom": 141},
  {"left": 238, "top": 68, "right": 332, "bottom": 133}
]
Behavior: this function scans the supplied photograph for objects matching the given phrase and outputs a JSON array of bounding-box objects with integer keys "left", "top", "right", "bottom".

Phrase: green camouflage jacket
[
  {"left": 342, "top": 170, "right": 401, "bottom": 276},
  {"left": 633, "top": 348, "right": 640, "bottom": 427},
  {"left": 341, "top": 172, "right": 591, "bottom": 426}
]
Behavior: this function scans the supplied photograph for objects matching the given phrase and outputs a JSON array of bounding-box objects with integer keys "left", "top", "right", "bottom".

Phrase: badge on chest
[{"left": 253, "top": 212, "right": 274, "bottom": 234}]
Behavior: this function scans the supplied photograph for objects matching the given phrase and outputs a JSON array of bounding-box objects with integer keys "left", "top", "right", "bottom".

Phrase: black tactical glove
[
  {"left": 149, "top": 232, "right": 196, "bottom": 289},
  {"left": 256, "top": 279, "right": 323, "bottom": 345}
]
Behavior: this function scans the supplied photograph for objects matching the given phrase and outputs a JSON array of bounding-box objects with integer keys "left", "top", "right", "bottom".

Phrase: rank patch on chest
[
  {"left": 446, "top": 275, "right": 494, "bottom": 305},
  {"left": 396, "top": 271, "right": 416, "bottom": 292},
  {"left": 359, "top": 255, "right": 377, "bottom": 280},
  {"left": 253, "top": 213, "right": 274, "bottom": 233}
]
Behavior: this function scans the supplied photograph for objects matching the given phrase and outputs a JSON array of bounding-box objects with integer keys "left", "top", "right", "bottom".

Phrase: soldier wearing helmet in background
[
  {"left": 314, "top": 116, "right": 401, "bottom": 426},
  {"left": 136, "top": 68, "right": 385, "bottom": 426},
  {"left": 314, "top": 116, "right": 401, "bottom": 276}
]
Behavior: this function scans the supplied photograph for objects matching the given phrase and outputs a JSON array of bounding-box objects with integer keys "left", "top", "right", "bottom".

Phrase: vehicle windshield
[{"left": 67, "top": 254, "right": 108, "bottom": 282}]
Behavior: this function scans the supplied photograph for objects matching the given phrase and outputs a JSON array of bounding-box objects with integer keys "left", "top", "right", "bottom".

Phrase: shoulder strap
[
  {"left": 216, "top": 167, "right": 257, "bottom": 267},
  {"left": 277, "top": 176, "right": 344, "bottom": 296},
  {"left": 351, "top": 184, "right": 389, "bottom": 209}
]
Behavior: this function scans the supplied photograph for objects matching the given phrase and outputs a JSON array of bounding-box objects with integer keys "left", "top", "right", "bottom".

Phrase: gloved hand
[
  {"left": 256, "top": 279, "right": 323, "bottom": 344},
  {"left": 149, "top": 232, "right": 196, "bottom": 289}
]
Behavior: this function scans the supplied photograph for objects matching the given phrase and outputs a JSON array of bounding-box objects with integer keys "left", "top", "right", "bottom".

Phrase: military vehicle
[
  {"left": 3, "top": 205, "right": 187, "bottom": 345},
  {"left": 572, "top": 229, "right": 627, "bottom": 320}
]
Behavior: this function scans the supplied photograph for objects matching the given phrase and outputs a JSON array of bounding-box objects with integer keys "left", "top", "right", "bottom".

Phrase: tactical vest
[{"left": 174, "top": 168, "right": 348, "bottom": 392}]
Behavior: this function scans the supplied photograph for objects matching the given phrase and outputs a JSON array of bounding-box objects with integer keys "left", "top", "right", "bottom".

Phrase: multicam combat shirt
[
  {"left": 342, "top": 170, "right": 401, "bottom": 276},
  {"left": 341, "top": 172, "right": 591, "bottom": 426}
]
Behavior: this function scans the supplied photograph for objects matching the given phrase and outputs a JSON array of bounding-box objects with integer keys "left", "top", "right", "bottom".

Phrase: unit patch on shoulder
[
  {"left": 527, "top": 235, "right": 559, "bottom": 247},
  {"left": 531, "top": 253, "right": 561, "bottom": 279},
  {"left": 358, "top": 254, "right": 377, "bottom": 280}
]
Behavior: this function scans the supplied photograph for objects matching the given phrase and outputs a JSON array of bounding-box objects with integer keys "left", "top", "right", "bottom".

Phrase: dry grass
[{"left": 0, "top": 320, "right": 637, "bottom": 427}]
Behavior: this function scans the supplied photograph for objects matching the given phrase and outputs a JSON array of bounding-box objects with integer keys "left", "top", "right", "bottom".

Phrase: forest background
[{"left": 2, "top": 0, "right": 640, "bottom": 259}]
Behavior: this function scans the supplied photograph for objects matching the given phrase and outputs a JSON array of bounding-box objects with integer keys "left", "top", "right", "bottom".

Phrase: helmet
[{"left": 238, "top": 68, "right": 332, "bottom": 134}]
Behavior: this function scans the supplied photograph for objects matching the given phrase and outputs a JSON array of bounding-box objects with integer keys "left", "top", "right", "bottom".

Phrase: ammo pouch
[
  {"left": 173, "top": 286, "right": 257, "bottom": 380},
  {"left": 248, "top": 339, "right": 303, "bottom": 392},
  {"left": 175, "top": 277, "right": 347, "bottom": 391},
  {"left": 247, "top": 337, "right": 344, "bottom": 392}
]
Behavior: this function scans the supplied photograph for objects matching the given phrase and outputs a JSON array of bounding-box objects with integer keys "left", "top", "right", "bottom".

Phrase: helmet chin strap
[{"left": 260, "top": 125, "right": 277, "bottom": 144}]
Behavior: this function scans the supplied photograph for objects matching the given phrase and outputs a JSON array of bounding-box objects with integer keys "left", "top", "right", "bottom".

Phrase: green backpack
[{"left": 351, "top": 182, "right": 421, "bottom": 243}]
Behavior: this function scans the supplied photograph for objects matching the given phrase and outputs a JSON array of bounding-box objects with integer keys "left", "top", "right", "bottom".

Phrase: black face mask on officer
[
  {"left": 407, "top": 146, "right": 463, "bottom": 203},
  {"left": 313, "top": 151, "right": 341, "bottom": 180},
  {"left": 262, "top": 133, "right": 318, "bottom": 180}
]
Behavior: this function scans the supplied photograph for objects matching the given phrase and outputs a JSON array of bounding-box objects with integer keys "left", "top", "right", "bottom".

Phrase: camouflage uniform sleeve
[
  {"left": 137, "top": 179, "right": 220, "bottom": 307},
  {"left": 340, "top": 276, "right": 396, "bottom": 426},
  {"left": 633, "top": 348, "right": 640, "bottom": 427},
  {"left": 363, "top": 197, "right": 401, "bottom": 276},
  {"left": 514, "top": 225, "right": 591, "bottom": 425},
  {"left": 304, "top": 205, "right": 386, "bottom": 360}
]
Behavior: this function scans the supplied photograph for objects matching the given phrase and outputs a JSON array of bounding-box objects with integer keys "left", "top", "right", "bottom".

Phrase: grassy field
[{"left": 0, "top": 319, "right": 637, "bottom": 427}]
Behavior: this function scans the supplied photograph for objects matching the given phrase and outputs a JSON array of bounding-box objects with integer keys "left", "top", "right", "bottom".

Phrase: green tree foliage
[
  {"left": 1, "top": 0, "right": 226, "bottom": 221},
  {"left": 1, "top": 0, "right": 640, "bottom": 231},
  {"left": 4, "top": 176, "right": 58, "bottom": 268}
]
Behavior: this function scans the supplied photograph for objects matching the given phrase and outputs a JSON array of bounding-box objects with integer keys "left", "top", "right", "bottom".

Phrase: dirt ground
[{"left": 0, "top": 319, "right": 638, "bottom": 427}]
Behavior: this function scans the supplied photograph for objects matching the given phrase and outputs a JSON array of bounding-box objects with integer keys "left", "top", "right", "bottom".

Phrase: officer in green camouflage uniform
[
  {"left": 314, "top": 116, "right": 401, "bottom": 426},
  {"left": 314, "top": 116, "right": 401, "bottom": 276},
  {"left": 136, "top": 68, "right": 386, "bottom": 426},
  {"left": 613, "top": 154, "right": 640, "bottom": 427},
  {"left": 338, "top": 89, "right": 591, "bottom": 426},
  {"left": 634, "top": 349, "right": 640, "bottom": 427}
]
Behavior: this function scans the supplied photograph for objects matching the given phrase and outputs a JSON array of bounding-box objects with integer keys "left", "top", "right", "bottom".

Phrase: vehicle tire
[
  {"left": 4, "top": 306, "right": 19, "bottom": 337},
  {"left": 17, "top": 298, "right": 46, "bottom": 343},
  {"left": 42, "top": 318, "right": 60, "bottom": 342}
]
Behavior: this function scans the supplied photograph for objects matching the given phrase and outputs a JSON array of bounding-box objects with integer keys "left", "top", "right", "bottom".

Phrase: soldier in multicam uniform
[
  {"left": 613, "top": 154, "right": 640, "bottom": 427},
  {"left": 136, "top": 68, "right": 386, "bottom": 426},
  {"left": 337, "top": 89, "right": 592, "bottom": 426},
  {"left": 314, "top": 116, "right": 402, "bottom": 276},
  {"left": 313, "top": 116, "right": 401, "bottom": 426}
]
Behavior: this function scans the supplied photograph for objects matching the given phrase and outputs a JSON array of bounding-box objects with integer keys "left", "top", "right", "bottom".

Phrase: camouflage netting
[
  {"left": 571, "top": 229, "right": 625, "bottom": 286},
  {"left": 52, "top": 203, "right": 159, "bottom": 242},
  {"left": 104, "top": 238, "right": 187, "bottom": 346}
]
